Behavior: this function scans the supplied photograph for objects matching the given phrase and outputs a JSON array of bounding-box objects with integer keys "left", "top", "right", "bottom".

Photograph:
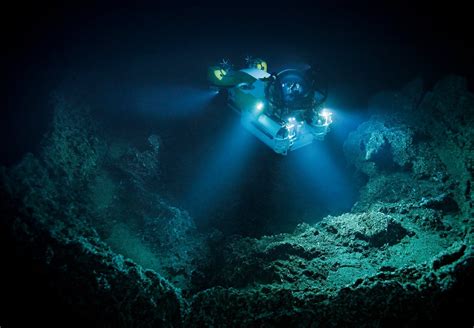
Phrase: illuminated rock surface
[{"left": 1, "top": 76, "right": 472, "bottom": 327}]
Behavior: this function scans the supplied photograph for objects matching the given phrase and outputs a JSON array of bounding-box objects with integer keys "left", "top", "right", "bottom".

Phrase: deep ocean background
[
  {"left": 2, "top": 1, "right": 473, "bottom": 237},
  {"left": 1, "top": 2, "right": 473, "bottom": 327}
]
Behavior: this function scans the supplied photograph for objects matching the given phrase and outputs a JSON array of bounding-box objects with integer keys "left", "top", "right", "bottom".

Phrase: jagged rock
[
  {"left": 346, "top": 76, "right": 473, "bottom": 219},
  {"left": 417, "top": 76, "right": 474, "bottom": 218},
  {"left": 186, "top": 238, "right": 473, "bottom": 327},
  {"left": 42, "top": 95, "right": 106, "bottom": 191},
  {"left": 344, "top": 118, "right": 415, "bottom": 176},
  {"left": 324, "top": 212, "right": 411, "bottom": 247},
  {"left": 0, "top": 187, "right": 183, "bottom": 327},
  {"left": 1, "top": 96, "right": 208, "bottom": 326},
  {"left": 185, "top": 76, "right": 473, "bottom": 326},
  {"left": 148, "top": 134, "right": 162, "bottom": 152},
  {"left": 1, "top": 77, "right": 473, "bottom": 326},
  {"left": 141, "top": 206, "right": 209, "bottom": 289}
]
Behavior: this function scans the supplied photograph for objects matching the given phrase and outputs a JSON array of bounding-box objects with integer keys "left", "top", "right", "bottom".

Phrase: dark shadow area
[{"left": 1, "top": 2, "right": 473, "bottom": 327}]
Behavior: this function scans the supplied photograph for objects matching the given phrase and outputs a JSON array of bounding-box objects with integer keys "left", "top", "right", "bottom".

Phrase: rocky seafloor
[{"left": 1, "top": 76, "right": 473, "bottom": 327}]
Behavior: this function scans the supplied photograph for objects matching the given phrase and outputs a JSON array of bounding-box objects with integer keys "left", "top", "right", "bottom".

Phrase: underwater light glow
[
  {"left": 134, "top": 85, "right": 219, "bottom": 118},
  {"left": 321, "top": 108, "right": 330, "bottom": 117},
  {"left": 256, "top": 101, "right": 264, "bottom": 111},
  {"left": 291, "top": 142, "right": 354, "bottom": 214},
  {"left": 184, "top": 117, "right": 256, "bottom": 220},
  {"left": 319, "top": 108, "right": 333, "bottom": 125}
]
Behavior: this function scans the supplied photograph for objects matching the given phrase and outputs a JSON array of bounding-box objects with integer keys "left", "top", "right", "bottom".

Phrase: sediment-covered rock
[
  {"left": 186, "top": 196, "right": 472, "bottom": 326},
  {"left": 345, "top": 76, "right": 473, "bottom": 217},
  {"left": 187, "top": 76, "right": 473, "bottom": 326},
  {"left": 187, "top": 242, "right": 472, "bottom": 327},
  {"left": 0, "top": 183, "right": 183, "bottom": 327},
  {"left": 1, "top": 76, "right": 472, "bottom": 326},
  {"left": 0, "top": 96, "right": 206, "bottom": 326}
]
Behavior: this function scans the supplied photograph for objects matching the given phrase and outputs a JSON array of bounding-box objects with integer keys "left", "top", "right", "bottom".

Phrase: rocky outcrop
[
  {"left": 187, "top": 243, "right": 472, "bottom": 327},
  {"left": 186, "top": 76, "right": 473, "bottom": 326},
  {"left": 0, "top": 183, "right": 183, "bottom": 327},
  {"left": 0, "top": 95, "right": 205, "bottom": 326},
  {"left": 1, "top": 76, "right": 472, "bottom": 326},
  {"left": 345, "top": 76, "right": 473, "bottom": 218}
]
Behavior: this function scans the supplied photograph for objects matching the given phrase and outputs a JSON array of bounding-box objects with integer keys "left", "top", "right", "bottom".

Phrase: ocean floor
[{"left": 1, "top": 76, "right": 472, "bottom": 327}]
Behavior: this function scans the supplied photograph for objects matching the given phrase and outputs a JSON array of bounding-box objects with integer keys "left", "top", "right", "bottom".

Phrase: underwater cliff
[{"left": 0, "top": 76, "right": 472, "bottom": 327}]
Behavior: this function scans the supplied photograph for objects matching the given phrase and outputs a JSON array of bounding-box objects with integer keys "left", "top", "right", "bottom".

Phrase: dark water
[{"left": 2, "top": 2, "right": 473, "bottom": 236}]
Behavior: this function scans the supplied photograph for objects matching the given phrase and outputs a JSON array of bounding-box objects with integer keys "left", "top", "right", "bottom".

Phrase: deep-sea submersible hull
[
  {"left": 240, "top": 112, "right": 329, "bottom": 154},
  {"left": 209, "top": 59, "right": 332, "bottom": 155}
]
